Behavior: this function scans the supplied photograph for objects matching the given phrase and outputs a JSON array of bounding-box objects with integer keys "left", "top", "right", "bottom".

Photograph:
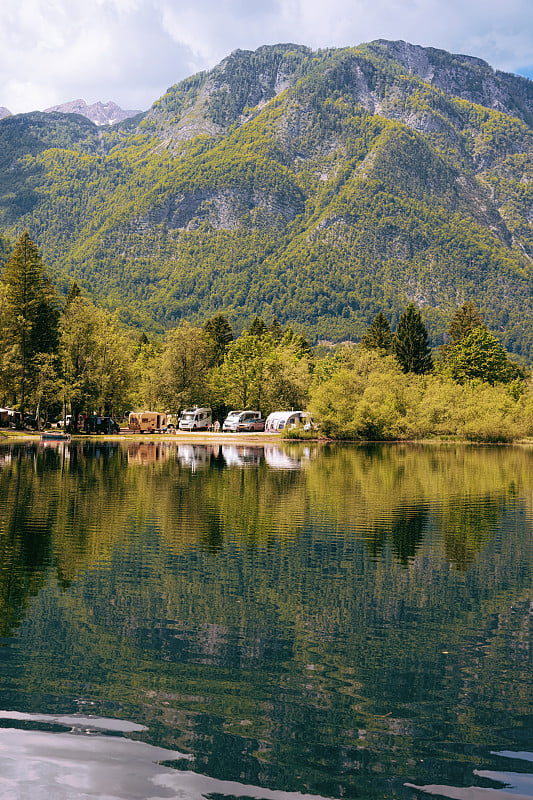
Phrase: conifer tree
[
  {"left": 248, "top": 316, "right": 267, "bottom": 337},
  {"left": 269, "top": 317, "right": 283, "bottom": 342},
  {"left": 64, "top": 281, "right": 82, "bottom": 310},
  {"left": 203, "top": 314, "right": 234, "bottom": 366},
  {"left": 361, "top": 312, "right": 393, "bottom": 353},
  {"left": 393, "top": 304, "right": 433, "bottom": 374},
  {"left": 447, "top": 301, "right": 484, "bottom": 345},
  {"left": 1, "top": 232, "right": 59, "bottom": 414}
]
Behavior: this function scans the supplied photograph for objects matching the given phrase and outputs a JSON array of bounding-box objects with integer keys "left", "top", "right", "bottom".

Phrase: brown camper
[{"left": 128, "top": 411, "right": 167, "bottom": 433}]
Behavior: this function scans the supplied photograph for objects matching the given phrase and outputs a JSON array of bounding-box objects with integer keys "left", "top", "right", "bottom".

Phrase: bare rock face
[
  {"left": 0, "top": 107, "right": 11, "bottom": 119},
  {"left": 44, "top": 99, "right": 141, "bottom": 126},
  {"left": 371, "top": 40, "right": 533, "bottom": 121}
]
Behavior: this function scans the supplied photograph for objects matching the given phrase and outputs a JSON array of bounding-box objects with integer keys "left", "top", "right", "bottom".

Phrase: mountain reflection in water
[{"left": 0, "top": 442, "right": 531, "bottom": 800}]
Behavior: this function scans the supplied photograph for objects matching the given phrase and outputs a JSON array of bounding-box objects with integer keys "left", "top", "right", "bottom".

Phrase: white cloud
[{"left": 0, "top": 0, "right": 531, "bottom": 115}]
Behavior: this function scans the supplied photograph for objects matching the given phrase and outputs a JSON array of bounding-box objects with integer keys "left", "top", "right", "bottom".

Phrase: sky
[{"left": 1, "top": 0, "right": 532, "bottom": 115}]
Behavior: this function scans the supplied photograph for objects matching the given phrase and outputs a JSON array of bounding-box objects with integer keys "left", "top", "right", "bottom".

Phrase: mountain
[
  {"left": 0, "top": 107, "right": 11, "bottom": 119},
  {"left": 44, "top": 99, "right": 142, "bottom": 126},
  {"left": 0, "top": 41, "right": 532, "bottom": 357}
]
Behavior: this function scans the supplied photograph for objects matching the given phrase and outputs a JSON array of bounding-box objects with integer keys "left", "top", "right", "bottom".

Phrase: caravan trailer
[
  {"left": 264, "top": 411, "right": 308, "bottom": 432},
  {"left": 128, "top": 411, "right": 167, "bottom": 433}
]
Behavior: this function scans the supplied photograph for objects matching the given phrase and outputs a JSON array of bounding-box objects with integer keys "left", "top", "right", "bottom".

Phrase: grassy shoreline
[{"left": 1, "top": 429, "right": 533, "bottom": 447}]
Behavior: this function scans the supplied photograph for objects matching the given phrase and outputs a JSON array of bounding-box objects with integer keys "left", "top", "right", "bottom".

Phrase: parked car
[
  {"left": 84, "top": 415, "right": 120, "bottom": 435},
  {"left": 222, "top": 410, "right": 263, "bottom": 432},
  {"left": 237, "top": 416, "right": 266, "bottom": 432}
]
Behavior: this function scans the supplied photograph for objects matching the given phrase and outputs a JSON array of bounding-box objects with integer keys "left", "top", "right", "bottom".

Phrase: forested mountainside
[{"left": 1, "top": 40, "right": 532, "bottom": 356}]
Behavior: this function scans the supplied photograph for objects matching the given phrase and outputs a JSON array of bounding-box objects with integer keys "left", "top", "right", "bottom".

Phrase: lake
[{"left": 0, "top": 440, "right": 531, "bottom": 800}]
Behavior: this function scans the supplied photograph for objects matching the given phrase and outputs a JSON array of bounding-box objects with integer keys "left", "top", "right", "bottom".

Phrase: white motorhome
[
  {"left": 222, "top": 410, "right": 262, "bottom": 432},
  {"left": 264, "top": 410, "right": 306, "bottom": 431},
  {"left": 178, "top": 407, "right": 212, "bottom": 431}
]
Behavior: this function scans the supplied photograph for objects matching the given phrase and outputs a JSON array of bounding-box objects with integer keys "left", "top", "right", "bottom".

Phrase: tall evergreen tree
[
  {"left": 447, "top": 301, "right": 484, "bottom": 345},
  {"left": 269, "top": 317, "right": 284, "bottom": 342},
  {"left": 393, "top": 304, "right": 433, "bottom": 374},
  {"left": 203, "top": 314, "right": 234, "bottom": 366},
  {"left": 64, "top": 281, "right": 82, "bottom": 311},
  {"left": 361, "top": 312, "right": 393, "bottom": 353},
  {"left": 248, "top": 316, "right": 267, "bottom": 338},
  {"left": 1, "top": 232, "right": 59, "bottom": 414}
]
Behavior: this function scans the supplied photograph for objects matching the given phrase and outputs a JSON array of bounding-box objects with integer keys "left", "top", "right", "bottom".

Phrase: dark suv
[{"left": 83, "top": 416, "right": 120, "bottom": 435}]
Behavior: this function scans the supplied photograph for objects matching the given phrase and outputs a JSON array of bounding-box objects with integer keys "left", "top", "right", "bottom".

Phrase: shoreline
[{"left": 1, "top": 430, "right": 532, "bottom": 447}]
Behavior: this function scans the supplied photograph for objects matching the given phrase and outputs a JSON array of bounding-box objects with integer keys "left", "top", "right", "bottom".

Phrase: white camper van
[{"left": 178, "top": 407, "right": 212, "bottom": 431}]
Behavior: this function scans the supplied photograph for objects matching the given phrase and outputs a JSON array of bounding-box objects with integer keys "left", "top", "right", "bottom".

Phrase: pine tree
[
  {"left": 447, "top": 301, "right": 484, "bottom": 345},
  {"left": 361, "top": 312, "right": 393, "bottom": 353},
  {"left": 269, "top": 317, "right": 283, "bottom": 342},
  {"left": 248, "top": 316, "right": 267, "bottom": 337},
  {"left": 1, "top": 232, "right": 59, "bottom": 414},
  {"left": 203, "top": 314, "right": 234, "bottom": 366},
  {"left": 64, "top": 281, "right": 82, "bottom": 311},
  {"left": 393, "top": 304, "right": 433, "bottom": 374}
]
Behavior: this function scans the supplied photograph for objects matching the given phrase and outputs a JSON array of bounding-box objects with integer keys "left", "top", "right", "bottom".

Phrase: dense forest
[
  {"left": 0, "top": 232, "right": 531, "bottom": 442},
  {"left": 0, "top": 41, "right": 532, "bottom": 356}
]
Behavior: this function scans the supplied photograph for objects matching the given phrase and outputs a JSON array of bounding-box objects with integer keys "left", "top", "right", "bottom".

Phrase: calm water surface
[{"left": 0, "top": 440, "right": 531, "bottom": 800}]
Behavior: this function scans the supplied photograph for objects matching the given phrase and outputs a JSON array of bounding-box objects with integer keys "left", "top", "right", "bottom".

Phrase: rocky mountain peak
[{"left": 44, "top": 98, "right": 142, "bottom": 126}]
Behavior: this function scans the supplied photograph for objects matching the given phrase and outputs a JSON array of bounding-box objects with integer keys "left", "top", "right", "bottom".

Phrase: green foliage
[
  {"left": 153, "top": 322, "right": 211, "bottom": 411},
  {"left": 447, "top": 301, "right": 485, "bottom": 345},
  {"left": 203, "top": 313, "right": 234, "bottom": 367},
  {"left": 59, "top": 295, "right": 132, "bottom": 423},
  {"left": 393, "top": 304, "right": 433, "bottom": 374},
  {"left": 309, "top": 346, "right": 533, "bottom": 442},
  {"left": 0, "top": 232, "right": 60, "bottom": 412},
  {"left": 0, "top": 43, "right": 532, "bottom": 358},
  {"left": 210, "top": 332, "right": 310, "bottom": 416},
  {"left": 442, "top": 326, "right": 522, "bottom": 385},
  {"left": 361, "top": 312, "right": 393, "bottom": 353},
  {"left": 248, "top": 316, "right": 267, "bottom": 337}
]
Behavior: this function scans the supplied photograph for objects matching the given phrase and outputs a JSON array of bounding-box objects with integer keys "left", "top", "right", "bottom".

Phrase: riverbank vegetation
[{"left": 1, "top": 233, "right": 531, "bottom": 442}]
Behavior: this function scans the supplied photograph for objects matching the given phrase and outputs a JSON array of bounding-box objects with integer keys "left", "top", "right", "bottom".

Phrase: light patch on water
[
  {"left": 0, "top": 711, "right": 147, "bottom": 733},
  {"left": 405, "top": 751, "right": 533, "bottom": 800},
  {"left": 0, "top": 711, "right": 335, "bottom": 800}
]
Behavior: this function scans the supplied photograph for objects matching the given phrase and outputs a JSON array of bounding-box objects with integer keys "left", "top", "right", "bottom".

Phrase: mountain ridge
[
  {"left": 44, "top": 98, "right": 142, "bottom": 126},
  {"left": 0, "top": 40, "right": 532, "bottom": 357}
]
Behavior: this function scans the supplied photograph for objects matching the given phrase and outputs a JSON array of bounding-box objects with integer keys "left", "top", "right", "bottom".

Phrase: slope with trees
[{"left": 0, "top": 42, "right": 531, "bottom": 356}]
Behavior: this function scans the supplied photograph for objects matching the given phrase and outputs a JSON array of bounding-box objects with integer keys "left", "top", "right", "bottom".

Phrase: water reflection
[
  {"left": 407, "top": 751, "right": 533, "bottom": 799},
  {"left": 0, "top": 712, "right": 334, "bottom": 800},
  {"left": 0, "top": 443, "right": 531, "bottom": 799}
]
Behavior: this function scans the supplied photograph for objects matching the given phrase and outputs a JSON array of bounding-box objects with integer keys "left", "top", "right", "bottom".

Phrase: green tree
[
  {"left": 211, "top": 332, "right": 271, "bottom": 412},
  {"left": 1, "top": 232, "right": 59, "bottom": 415},
  {"left": 60, "top": 296, "right": 100, "bottom": 427},
  {"left": 203, "top": 314, "right": 234, "bottom": 367},
  {"left": 60, "top": 295, "right": 132, "bottom": 426},
  {"left": 447, "top": 301, "right": 484, "bottom": 345},
  {"left": 269, "top": 317, "right": 284, "bottom": 342},
  {"left": 64, "top": 282, "right": 82, "bottom": 310},
  {"left": 248, "top": 316, "right": 267, "bottom": 337},
  {"left": 32, "top": 353, "right": 61, "bottom": 428},
  {"left": 361, "top": 312, "right": 393, "bottom": 353},
  {"left": 393, "top": 304, "right": 433, "bottom": 374},
  {"left": 445, "top": 326, "right": 522, "bottom": 385},
  {"left": 131, "top": 335, "right": 160, "bottom": 410},
  {"left": 155, "top": 322, "right": 211, "bottom": 411}
]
